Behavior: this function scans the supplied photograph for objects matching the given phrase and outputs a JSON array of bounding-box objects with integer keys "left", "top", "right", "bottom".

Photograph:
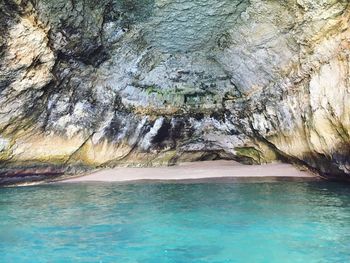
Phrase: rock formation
[{"left": 0, "top": 0, "right": 349, "bottom": 183}]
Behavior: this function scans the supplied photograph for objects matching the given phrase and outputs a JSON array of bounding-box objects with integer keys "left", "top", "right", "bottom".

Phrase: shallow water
[{"left": 0, "top": 181, "right": 349, "bottom": 263}]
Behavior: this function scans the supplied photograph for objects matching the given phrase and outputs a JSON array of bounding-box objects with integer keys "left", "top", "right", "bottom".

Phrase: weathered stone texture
[{"left": 0, "top": 0, "right": 349, "bottom": 181}]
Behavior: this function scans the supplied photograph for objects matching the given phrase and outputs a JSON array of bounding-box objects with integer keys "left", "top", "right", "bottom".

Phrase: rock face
[{"left": 0, "top": 0, "right": 349, "bottom": 181}]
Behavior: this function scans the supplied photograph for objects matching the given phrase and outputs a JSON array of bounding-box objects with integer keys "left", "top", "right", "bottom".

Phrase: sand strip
[{"left": 61, "top": 161, "right": 317, "bottom": 183}]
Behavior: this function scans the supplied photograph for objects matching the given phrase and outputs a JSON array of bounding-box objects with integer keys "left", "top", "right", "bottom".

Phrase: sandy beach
[{"left": 61, "top": 160, "right": 317, "bottom": 183}]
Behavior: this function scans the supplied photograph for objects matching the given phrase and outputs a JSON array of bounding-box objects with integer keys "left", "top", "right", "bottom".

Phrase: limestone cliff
[{"left": 0, "top": 0, "right": 349, "bottom": 183}]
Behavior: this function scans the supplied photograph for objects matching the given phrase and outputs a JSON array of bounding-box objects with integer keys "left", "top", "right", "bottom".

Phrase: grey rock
[{"left": 0, "top": 0, "right": 349, "bottom": 182}]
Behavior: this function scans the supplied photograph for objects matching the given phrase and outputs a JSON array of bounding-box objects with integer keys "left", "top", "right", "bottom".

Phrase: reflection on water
[{"left": 0, "top": 182, "right": 349, "bottom": 262}]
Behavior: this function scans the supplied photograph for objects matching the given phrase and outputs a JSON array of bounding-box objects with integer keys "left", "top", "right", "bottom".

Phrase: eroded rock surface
[{"left": 0, "top": 0, "right": 349, "bottom": 182}]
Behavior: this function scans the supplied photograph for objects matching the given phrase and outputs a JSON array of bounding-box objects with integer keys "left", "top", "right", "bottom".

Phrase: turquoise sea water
[{"left": 0, "top": 181, "right": 349, "bottom": 263}]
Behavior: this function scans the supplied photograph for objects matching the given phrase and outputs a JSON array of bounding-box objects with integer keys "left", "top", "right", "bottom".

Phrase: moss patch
[{"left": 234, "top": 147, "right": 264, "bottom": 164}]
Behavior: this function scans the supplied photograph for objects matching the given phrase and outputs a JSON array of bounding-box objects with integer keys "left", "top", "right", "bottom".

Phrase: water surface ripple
[{"left": 0, "top": 182, "right": 349, "bottom": 262}]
